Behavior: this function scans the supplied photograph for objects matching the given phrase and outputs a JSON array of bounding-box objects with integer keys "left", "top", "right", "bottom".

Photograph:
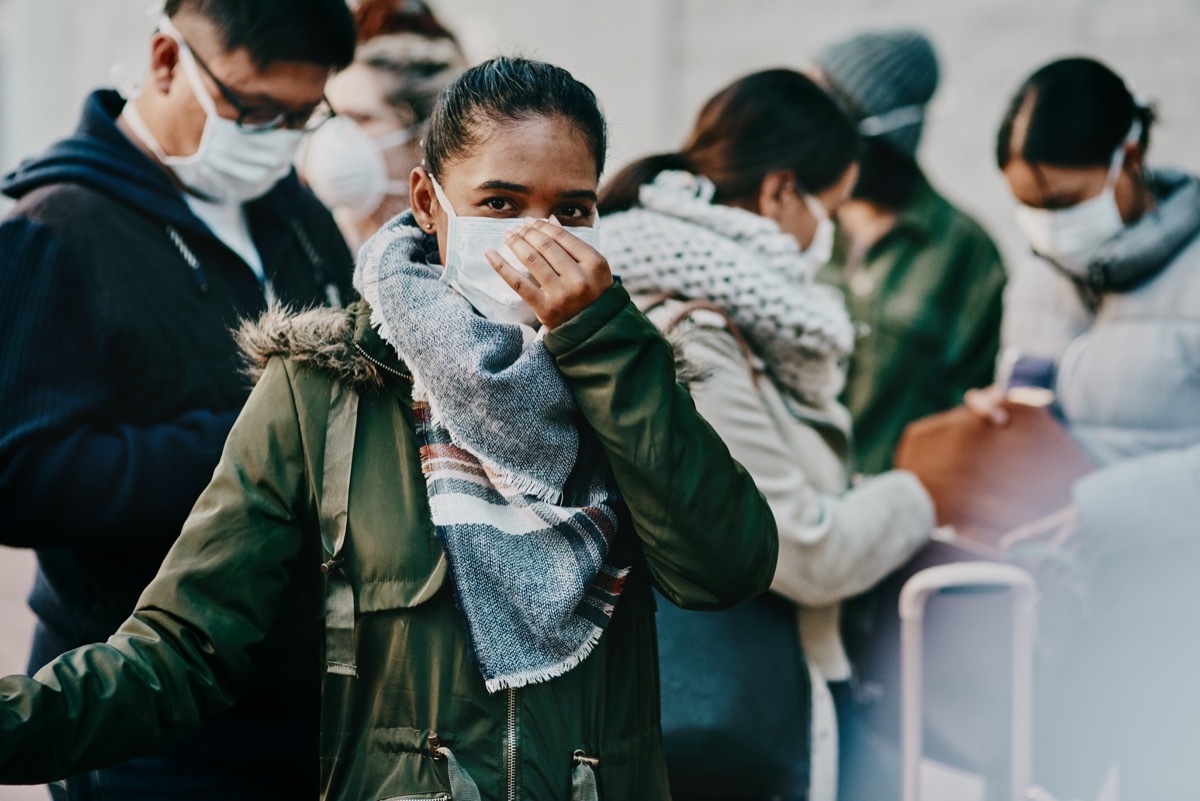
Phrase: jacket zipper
[
  {"left": 354, "top": 343, "right": 413, "bottom": 382},
  {"left": 506, "top": 687, "right": 519, "bottom": 801}
]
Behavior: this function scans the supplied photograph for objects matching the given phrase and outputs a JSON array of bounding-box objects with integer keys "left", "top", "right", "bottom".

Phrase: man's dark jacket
[{"left": 0, "top": 89, "right": 355, "bottom": 797}]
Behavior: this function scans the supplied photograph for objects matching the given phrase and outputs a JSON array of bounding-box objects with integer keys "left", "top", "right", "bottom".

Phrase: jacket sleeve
[
  {"left": 545, "top": 283, "right": 779, "bottom": 611},
  {"left": 1072, "top": 442, "right": 1200, "bottom": 559},
  {"left": 684, "top": 323, "right": 933, "bottom": 607},
  {"left": 944, "top": 231, "right": 1006, "bottom": 398},
  {"left": 0, "top": 357, "right": 310, "bottom": 783},
  {"left": 0, "top": 217, "right": 238, "bottom": 548}
]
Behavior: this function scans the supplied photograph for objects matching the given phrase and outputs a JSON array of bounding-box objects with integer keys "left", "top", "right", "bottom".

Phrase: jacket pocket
[
  {"left": 341, "top": 391, "right": 449, "bottom": 612},
  {"left": 353, "top": 548, "right": 448, "bottom": 612}
]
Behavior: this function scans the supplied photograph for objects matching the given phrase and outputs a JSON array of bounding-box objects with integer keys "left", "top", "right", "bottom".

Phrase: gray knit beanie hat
[{"left": 814, "top": 27, "right": 939, "bottom": 159}]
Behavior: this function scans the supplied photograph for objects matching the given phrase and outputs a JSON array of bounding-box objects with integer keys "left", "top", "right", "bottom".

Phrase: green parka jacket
[{"left": 0, "top": 283, "right": 779, "bottom": 801}]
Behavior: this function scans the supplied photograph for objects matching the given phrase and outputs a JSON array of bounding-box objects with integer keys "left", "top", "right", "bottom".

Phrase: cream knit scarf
[{"left": 604, "top": 170, "right": 853, "bottom": 406}]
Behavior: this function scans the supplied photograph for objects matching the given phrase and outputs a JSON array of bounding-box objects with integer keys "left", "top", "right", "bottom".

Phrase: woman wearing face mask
[
  {"left": 965, "top": 57, "right": 1200, "bottom": 801},
  {"left": 810, "top": 28, "right": 1007, "bottom": 476},
  {"left": 300, "top": 0, "right": 465, "bottom": 251},
  {"left": 0, "top": 57, "right": 779, "bottom": 801},
  {"left": 599, "top": 69, "right": 935, "bottom": 801}
]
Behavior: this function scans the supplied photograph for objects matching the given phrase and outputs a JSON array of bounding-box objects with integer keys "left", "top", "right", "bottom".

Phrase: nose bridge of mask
[{"left": 430, "top": 175, "right": 601, "bottom": 253}]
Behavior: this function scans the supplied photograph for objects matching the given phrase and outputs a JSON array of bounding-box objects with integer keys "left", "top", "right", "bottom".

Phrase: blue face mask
[{"left": 430, "top": 176, "right": 601, "bottom": 327}]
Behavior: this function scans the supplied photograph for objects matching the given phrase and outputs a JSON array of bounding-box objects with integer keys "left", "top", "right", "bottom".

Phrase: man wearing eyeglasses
[{"left": 0, "top": 1, "right": 357, "bottom": 799}]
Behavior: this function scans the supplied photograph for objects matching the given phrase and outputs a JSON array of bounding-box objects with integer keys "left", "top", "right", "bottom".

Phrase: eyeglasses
[{"left": 184, "top": 39, "right": 335, "bottom": 133}]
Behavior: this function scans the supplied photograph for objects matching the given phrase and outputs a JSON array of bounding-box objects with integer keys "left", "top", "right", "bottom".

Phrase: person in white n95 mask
[{"left": 300, "top": 0, "right": 466, "bottom": 252}]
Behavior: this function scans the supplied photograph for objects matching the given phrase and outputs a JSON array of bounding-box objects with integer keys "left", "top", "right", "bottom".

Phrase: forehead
[
  {"left": 1003, "top": 157, "right": 1109, "bottom": 205},
  {"left": 325, "top": 63, "right": 395, "bottom": 119},
  {"left": 439, "top": 115, "right": 599, "bottom": 192}
]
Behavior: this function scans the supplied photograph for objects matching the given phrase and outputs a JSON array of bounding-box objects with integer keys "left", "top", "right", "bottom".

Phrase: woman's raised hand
[
  {"left": 964, "top": 384, "right": 1010, "bottom": 426},
  {"left": 485, "top": 217, "right": 613, "bottom": 329}
]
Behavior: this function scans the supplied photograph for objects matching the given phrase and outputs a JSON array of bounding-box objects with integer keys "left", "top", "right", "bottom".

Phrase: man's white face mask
[
  {"left": 301, "top": 115, "right": 414, "bottom": 222},
  {"left": 429, "top": 176, "right": 601, "bottom": 328},
  {"left": 122, "top": 15, "right": 305, "bottom": 204}
]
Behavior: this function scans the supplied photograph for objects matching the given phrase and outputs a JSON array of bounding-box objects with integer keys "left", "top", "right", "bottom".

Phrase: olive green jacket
[
  {"left": 0, "top": 284, "right": 778, "bottom": 801},
  {"left": 819, "top": 173, "right": 1006, "bottom": 475}
]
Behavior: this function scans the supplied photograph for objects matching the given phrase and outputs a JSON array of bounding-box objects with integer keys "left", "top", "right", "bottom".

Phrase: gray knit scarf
[
  {"left": 1073, "top": 169, "right": 1200, "bottom": 294},
  {"left": 353, "top": 212, "right": 630, "bottom": 692},
  {"left": 602, "top": 170, "right": 854, "bottom": 406}
]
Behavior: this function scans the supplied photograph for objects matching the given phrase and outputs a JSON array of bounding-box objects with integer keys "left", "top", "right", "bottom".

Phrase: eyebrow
[{"left": 477, "top": 180, "right": 598, "bottom": 202}]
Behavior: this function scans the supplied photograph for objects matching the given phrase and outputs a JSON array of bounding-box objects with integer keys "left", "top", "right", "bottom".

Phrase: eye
[
  {"left": 555, "top": 205, "right": 594, "bottom": 223},
  {"left": 481, "top": 197, "right": 516, "bottom": 214}
]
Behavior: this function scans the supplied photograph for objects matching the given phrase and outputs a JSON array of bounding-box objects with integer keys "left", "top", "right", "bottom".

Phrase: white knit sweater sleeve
[{"left": 685, "top": 322, "right": 935, "bottom": 607}]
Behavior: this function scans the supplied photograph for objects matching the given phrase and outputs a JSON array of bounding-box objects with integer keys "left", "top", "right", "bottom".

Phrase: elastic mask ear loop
[
  {"left": 802, "top": 193, "right": 830, "bottom": 225},
  {"left": 158, "top": 16, "right": 219, "bottom": 119},
  {"left": 429, "top": 175, "right": 458, "bottom": 219},
  {"left": 858, "top": 104, "right": 925, "bottom": 138},
  {"left": 1106, "top": 118, "right": 1143, "bottom": 189}
]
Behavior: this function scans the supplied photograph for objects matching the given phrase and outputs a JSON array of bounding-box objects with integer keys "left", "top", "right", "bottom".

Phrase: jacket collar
[
  {"left": 237, "top": 301, "right": 412, "bottom": 398},
  {"left": 1082, "top": 169, "right": 1200, "bottom": 292}
]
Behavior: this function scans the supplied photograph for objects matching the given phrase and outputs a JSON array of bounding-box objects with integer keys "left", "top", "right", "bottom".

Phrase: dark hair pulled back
[
  {"left": 599, "top": 69, "right": 859, "bottom": 215},
  {"left": 423, "top": 56, "right": 608, "bottom": 180},
  {"left": 996, "top": 56, "right": 1156, "bottom": 170}
]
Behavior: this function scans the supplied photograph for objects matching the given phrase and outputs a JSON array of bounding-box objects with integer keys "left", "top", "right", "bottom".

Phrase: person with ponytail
[
  {"left": 300, "top": 0, "right": 465, "bottom": 251},
  {"left": 599, "top": 68, "right": 935, "bottom": 801},
  {"left": 963, "top": 56, "right": 1200, "bottom": 801},
  {"left": 809, "top": 28, "right": 1007, "bottom": 476}
]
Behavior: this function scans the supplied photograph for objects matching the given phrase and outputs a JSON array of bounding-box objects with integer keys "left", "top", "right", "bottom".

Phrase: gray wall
[{"left": 1, "top": 0, "right": 1198, "bottom": 258}]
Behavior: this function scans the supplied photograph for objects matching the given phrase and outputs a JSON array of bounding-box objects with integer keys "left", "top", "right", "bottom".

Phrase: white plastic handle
[{"left": 900, "top": 562, "right": 1037, "bottom": 801}]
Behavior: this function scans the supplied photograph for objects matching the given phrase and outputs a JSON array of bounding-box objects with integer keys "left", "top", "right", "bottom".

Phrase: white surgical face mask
[
  {"left": 1012, "top": 125, "right": 1138, "bottom": 275},
  {"left": 429, "top": 176, "right": 601, "bottom": 327},
  {"left": 124, "top": 16, "right": 305, "bottom": 204},
  {"left": 301, "top": 116, "right": 414, "bottom": 221},
  {"left": 801, "top": 193, "right": 836, "bottom": 267}
]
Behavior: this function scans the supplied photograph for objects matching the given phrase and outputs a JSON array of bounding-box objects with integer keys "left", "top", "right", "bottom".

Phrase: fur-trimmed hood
[
  {"left": 236, "top": 298, "right": 705, "bottom": 392},
  {"left": 236, "top": 302, "right": 402, "bottom": 391}
]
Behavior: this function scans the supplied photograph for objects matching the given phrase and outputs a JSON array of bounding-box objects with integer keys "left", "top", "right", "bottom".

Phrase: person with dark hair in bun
[
  {"left": 600, "top": 68, "right": 935, "bottom": 801},
  {"left": 965, "top": 56, "right": 1200, "bottom": 801},
  {"left": 809, "top": 28, "right": 1007, "bottom": 476},
  {"left": 0, "top": 56, "right": 779, "bottom": 801}
]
